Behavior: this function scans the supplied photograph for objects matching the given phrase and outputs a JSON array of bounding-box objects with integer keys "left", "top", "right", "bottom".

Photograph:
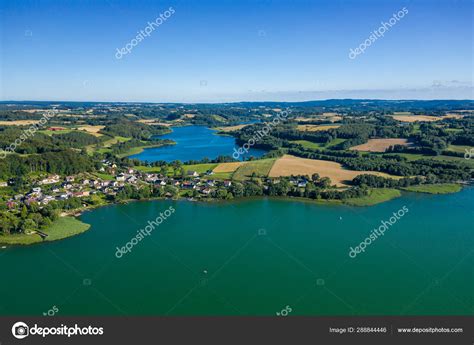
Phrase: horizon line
[{"left": 1, "top": 98, "right": 473, "bottom": 105}]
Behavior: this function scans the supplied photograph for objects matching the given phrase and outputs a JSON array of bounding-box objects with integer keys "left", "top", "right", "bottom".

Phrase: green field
[
  {"left": 431, "top": 155, "right": 474, "bottom": 168},
  {"left": 344, "top": 188, "right": 401, "bottom": 206},
  {"left": 291, "top": 138, "right": 346, "bottom": 150},
  {"left": 92, "top": 172, "right": 115, "bottom": 181},
  {"left": 233, "top": 158, "right": 276, "bottom": 181},
  {"left": 134, "top": 166, "right": 166, "bottom": 173},
  {"left": 102, "top": 136, "right": 130, "bottom": 147},
  {"left": 39, "top": 129, "right": 73, "bottom": 136},
  {"left": 183, "top": 163, "right": 218, "bottom": 174},
  {"left": 0, "top": 217, "right": 90, "bottom": 245},
  {"left": 400, "top": 183, "right": 462, "bottom": 194},
  {"left": 211, "top": 114, "right": 226, "bottom": 122},
  {"left": 90, "top": 136, "right": 133, "bottom": 154},
  {"left": 447, "top": 144, "right": 471, "bottom": 153},
  {"left": 384, "top": 152, "right": 474, "bottom": 168},
  {"left": 386, "top": 153, "right": 426, "bottom": 161},
  {"left": 210, "top": 172, "right": 234, "bottom": 180}
]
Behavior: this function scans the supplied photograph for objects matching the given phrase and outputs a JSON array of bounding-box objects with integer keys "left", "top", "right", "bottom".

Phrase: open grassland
[
  {"left": 184, "top": 163, "right": 218, "bottom": 173},
  {"left": 447, "top": 144, "right": 472, "bottom": 153},
  {"left": 134, "top": 166, "right": 171, "bottom": 174},
  {"left": 291, "top": 140, "right": 326, "bottom": 149},
  {"left": 382, "top": 153, "right": 474, "bottom": 169},
  {"left": 291, "top": 138, "right": 346, "bottom": 150},
  {"left": 391, "top": 114, "right": 462, "bottom": 122},
  {"left": 430, "top": 155, "right": 474, "bottom": 168},
  {"left": 77, "top": 125, "right": 105, "bottom": 137},
  {"left": 212, "top": 162, "right": 245, "bottom": 180},
  {"left": 294, "top": 117, "right": 319, "bottom": 122},
  {"left": 296, "top": 124, "right": 340, "bottom": 132},
  {"left": 0, "top": 217, "right": 90, "bottom": 245},
  {"left": 42, "top": 125, "right": 105, "bottom": 137},
  {"left": 443, "top": 114, "right": 464, "bottom": 119},
  {"left": 391, "top": 115, "right": 440, "bottom": 122},
  {"left": 211, "top": 115, "right": 226, "bottom": 122},
  {"left": 233, "top": 159, "right": 277, "bottom": 181},
  {"left": 269, "top": 155, "right": 399, "bottom": 187},
  {"left": 401, "top": 183, "right": 462, "bottom": 194},
  {"left": 102, "top": 136, "right": 131, "bottom": 147},
  {"left": 88, "top": 136, "right": 131, "bottom": 155},
  {"left": 39, "top": 129, "right": 73, "bottom": 136},
  {"left": 0, "top": 120, "right": 40, "bottom": 126},
  {"left": 389, "top": 152, "right": 474, "bottom": 168},
  {"left": 92, "top": 172, "right": 115, "bottom": 181},
  {"left": 136, "top": 119, "right": 172, "bottom": 126},
  {"left": 323, "top": 114, "right": 342, "bottom": 122},
  {"left": 294, "top": 114, "right": 342, "bottom": 123},
  {"left": 213, "top": 162, "right": 244, "bottom": 173},
  {"left": 350, "top": 138, "right": 411, "bottom": 152},
  {"left": 344, "top": 188, "right": 401, "bottom": 206}
]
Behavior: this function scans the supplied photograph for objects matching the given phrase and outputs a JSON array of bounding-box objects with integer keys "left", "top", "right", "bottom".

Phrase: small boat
[
  {"left": 1, "top": 246, "right": 6, "bottom": 249},
  {"left": 339, "top": 216, "right": 342, "bottom": 220}
]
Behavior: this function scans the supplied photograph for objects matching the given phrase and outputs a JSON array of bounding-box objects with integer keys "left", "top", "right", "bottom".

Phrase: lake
[
  {"left": 0, "top": 188, "right": 473, "bottom": 316},
  {"left": 130, "top": 125, "right": 267, "bottom": 162}
]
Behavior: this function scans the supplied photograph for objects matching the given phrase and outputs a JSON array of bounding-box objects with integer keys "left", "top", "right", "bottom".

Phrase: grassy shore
[
  {"left": 400, "top": 183, "right": 462, "bottom": 194},
  {"left": 0, "top": 217, "right": 90, "bottom": 245},
  {"left": 344, "top": 188, "right": 401, "bottom": 206}
]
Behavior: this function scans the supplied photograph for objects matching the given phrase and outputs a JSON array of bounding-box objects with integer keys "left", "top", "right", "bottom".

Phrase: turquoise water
[
  {"left": 0, "top": 188, "right": 473, "bottom": 316},
  {"left": 130, "top": 125, "right": 267, "bottom": 162}
]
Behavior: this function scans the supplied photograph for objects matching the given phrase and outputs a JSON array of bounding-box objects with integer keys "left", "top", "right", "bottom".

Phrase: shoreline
[
  {"left": 117, "top": 141, "right": 176, "bottom": 158},
  {"left": 0, "top": 216, "right": 90, "bottom": 246},
  {"left": 1, "top": 184, "right": 466, "bottom": 246}
]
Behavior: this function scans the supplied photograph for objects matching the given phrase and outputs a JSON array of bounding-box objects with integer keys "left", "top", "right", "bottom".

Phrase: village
[
  {"left": 3, "top": 160, "right": 239, "bottom": 211},
  {"left": 2, "top": 158, "right": 322, "bottom": 214}
]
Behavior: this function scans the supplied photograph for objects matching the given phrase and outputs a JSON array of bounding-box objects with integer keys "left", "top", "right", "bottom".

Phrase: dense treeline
[
  {"left": 0, "top": 203, "right": 60, "bottom": 234},
  {"left": 0, "top": 150, "right": 98, "bottom": 180},
  {"left": 100, "top": 121, "right": 170, "bottom": 139},
  {"left": 52, "top": 131, "right": 103, "bottom": 148},
  {"left": 0, "top": 127, "right": 104, "bottom": 154},
  {"left": 352, "top": 174, "right": 422, "bottom": 188}
]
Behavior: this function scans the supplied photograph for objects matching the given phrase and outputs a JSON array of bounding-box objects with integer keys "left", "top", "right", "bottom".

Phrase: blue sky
[{"left": 1, "top": 0, "right": 472, "bottom": 102}]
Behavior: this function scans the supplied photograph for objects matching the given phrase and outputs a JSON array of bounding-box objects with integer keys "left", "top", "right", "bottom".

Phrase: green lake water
[{"left": 1, "top": 188, "right": 473, "bottom": 316}]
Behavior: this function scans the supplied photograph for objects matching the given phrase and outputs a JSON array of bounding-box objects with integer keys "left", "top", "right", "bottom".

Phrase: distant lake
[
  {"left": 1, "top": 188, "right": 473, "bottom": 315},
  {"left": 130, "top": 125, "right": 267, "bottom": 163}
]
